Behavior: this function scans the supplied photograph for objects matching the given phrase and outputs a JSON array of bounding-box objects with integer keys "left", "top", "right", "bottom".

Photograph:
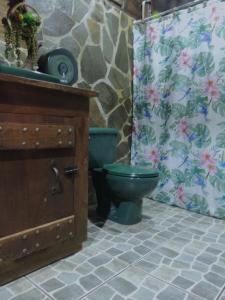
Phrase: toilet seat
[{"left": 103, "top": 163, "right": 159, "bottom": 178}]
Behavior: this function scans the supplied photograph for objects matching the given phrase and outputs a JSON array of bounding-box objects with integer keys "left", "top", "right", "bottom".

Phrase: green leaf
[
  {"left": 189, "top": 33, "right": 201, "bottom": 49},
  {"left": 155, "top": 37, "right": 173, "bottom": 57},
  {"left": 171, "top": 169, "right": 185, "bottom": 185},
  {"left": 154, "top": 192, "right": 171, "bottom": 203},
  {"left": 171, "top": 74, "right": 191, "bottom": 90},
  {"left": 134, "top": 102, "right": 151, "bottom": 119},
  {"left": 159, "top": 165, "right": 170, "bottom": 187},
  {"left": 215, "top": 206, "right": 225, "bottom": 219},
  {"left": 189, "top": 23, "right": 211, "bottom": 48},
  {"left": 216, "top": 20, "right": 225, "bottom": 40},
  {"left": 219, "top": 58, "right": 225, "bottom": 73},
  {"left": 135, "top": 23, "right": 146, "bottom": 36},
  {"left": 191, "top": 194, "right": 209, "bottom": 214},
  {"left": 212, "top": 99, "right": 225, "bottom": 117},
  {"left": 192, "top": 124, "right": 211, "bottom": 148},
  {"left": 155, "top": 102, "right": 171, "bottom": 120},
  {"left": 134, "top": 44, "right": 145, "bottom": 62},
  {"left": 159, "top": 131, "right": 170, "bottom": 145},
  {"left": 142, "top": 65, "right": 155, "bottom": 85},
  {"left": 185, "top": 101, "right": 196, "bottom": 118},
  {"left": 217, "top": 121, "right": 225, "bottom": 128},
  {"left": 191, "top": 166, "right": 206, "bottom": 177},
  {"left": 173, "top": 36, "right": 187, "bottom": 54},
  {"left": 169, "top": 141, "right": 189, "bottom": 157},
  {"left": 184, "top": 169, "right": 195, "bottom": 186},
  {"left": 216, "top": 132, "right": 225, "bottom": 148},
  {"left": 159, "top": 66, "right": 173, "bottom": 83},
  {"left": 139, "top": 125, "right": 156, "bottom": 145},
  {"left": 195, "top": 52, "right": 215, "bottom": 77},
  {"left": 171, "top": 103, "right": 186, "bottom": 120},
  {"left": 209, "top": 170, "right": 225, "bottom": 193}
]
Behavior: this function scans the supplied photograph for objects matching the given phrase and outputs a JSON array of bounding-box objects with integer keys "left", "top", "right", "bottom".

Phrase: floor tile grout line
[
  {"left": 87, "top": 211, "right": 224, "bottom": 299},
  {"left": 78, "top": 263, "right": 133, "bottom": 299},
  {"left": 90, "top": 208, "right": 218, "bottom": 250},
  {"left": 7, "top": 285, "right": 40, "bottom": 300},
  {"left": 81, "top": 221, "right": 185, "bottom": 299},
  {"left": 216, "top": 284, "right": 225, "bottom": 300},
  {"left": 127, "top": 235, "right": 224, "bottom": 299},
  {"left": 25, "top": 275, "right": 55, "bottom": 300},
  {"left": 24, "top": 256, "right": 133, "bottom": 300},
  {"left": 77, "top": 260, "right": 205, "bottom": 300},
  {"left": 88, "top": 212, "right": 225, "bottom": 291},
  {"left": 6, "top": 202, "right": 223, "bottom": 299},
  {"left": 129, "top": 261, "right": 205, "bottom": 300},
  {"left": 83, "top": 240, "right": 204, "bottom": 299}
]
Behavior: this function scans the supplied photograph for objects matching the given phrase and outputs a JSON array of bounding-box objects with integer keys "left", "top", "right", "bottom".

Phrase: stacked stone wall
[{"left": 0, "top": 0, "right": 133, "bottom": 163}]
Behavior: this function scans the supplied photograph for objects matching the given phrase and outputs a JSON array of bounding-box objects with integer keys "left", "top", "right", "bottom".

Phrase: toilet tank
[{"left": 89, "top": 128, "right": 118, "bottom": 169}]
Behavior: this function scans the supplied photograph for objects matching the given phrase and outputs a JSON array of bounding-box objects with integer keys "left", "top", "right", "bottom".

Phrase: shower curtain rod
[{"left": 134, "top": 0, "right": 215, "bottom": 24}]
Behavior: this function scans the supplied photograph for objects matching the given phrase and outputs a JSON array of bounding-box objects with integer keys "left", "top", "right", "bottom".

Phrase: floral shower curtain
[{"left": 132, "top": 0, "right": 225, "bottom": 219}]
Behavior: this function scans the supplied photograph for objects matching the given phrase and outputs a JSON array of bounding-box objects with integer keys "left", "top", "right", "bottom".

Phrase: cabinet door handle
[
  {"left": 51, "top": 161, "right": 62, "bottom": 194},
  {"left": 64, "top": 166, "right": 79, "bottom": 176}
]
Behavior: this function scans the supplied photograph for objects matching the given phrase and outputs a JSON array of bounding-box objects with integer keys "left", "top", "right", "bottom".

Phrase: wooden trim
[
  {"left": 0, "top": 239, "right": 82, "bottom": 286},
  {"left": 0, "top": 216, "right": 75, "bottom": 261},
  {"left": 0, "top": 122, "right": 75, "bottom": 150},
  {"left": 0, "top": 73, "right": 97, "bottom": 98}
]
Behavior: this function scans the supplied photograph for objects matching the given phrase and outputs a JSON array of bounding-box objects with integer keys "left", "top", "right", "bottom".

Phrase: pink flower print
[
  {"left": 179, "top": 118, "right": 188, "bottom": 137},
  {"left": 201, "top": 151, "right": 217, "bottom": 177},
  {"left": 206, "top": 163, "right": 217, "bottom": 175},
  {"left": 176, "top": 185, "right": 185, "bottom": 205},
  {"left": 202, "top": 151, "right": 212, "bottom": 163},
  {"left": 211, "top": 6, "right": 219, "bottom": 21},
  {"left": 213, "top": 15, "right": 220, "bottom": 22},
  {"left": 201, "top": 151, "right": 216, "bottom": 166},
  {"left": 146, "top": 86, "right": 160, "bottom": 107},
  {"left": 208, "top": 88, "right": 219, "bottom": 99},
  {"left": 149, "top": 147, "right": 160, "bottom": 168},
  {"left": 133, "top": 66, "right": 139, "bottom": 78},
  {"left": 180, "top": 51, "right": 191, "bottom": 68},
  {"left": 203, "top": 77, "right": 220, "bottom": 102},
  {"left": 147, "top": 25, "right": 158, "bottom": 42},
  {"left": 212, "top": 6, "right": 217, "bottom": 14}
]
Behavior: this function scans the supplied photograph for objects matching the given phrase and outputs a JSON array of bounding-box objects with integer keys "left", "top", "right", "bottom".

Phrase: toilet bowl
[{"left": 89, "top": 128, "right": 159, "bottom": 225}]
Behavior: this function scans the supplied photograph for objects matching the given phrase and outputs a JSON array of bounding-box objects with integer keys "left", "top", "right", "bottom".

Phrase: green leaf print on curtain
[
  {"left": 132, "top": 0, "right": 225, "bottom": 219},
  {"left": 195, "top": 52, "right": 215, "bottom": 77},
  {"left": 216, "top": 132, "right": 225, "bottom": 148}
]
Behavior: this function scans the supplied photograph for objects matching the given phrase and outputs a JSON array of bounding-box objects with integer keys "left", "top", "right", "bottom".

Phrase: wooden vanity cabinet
[{"left": 0, "top": 73, "right": 96, "bottom": 285}]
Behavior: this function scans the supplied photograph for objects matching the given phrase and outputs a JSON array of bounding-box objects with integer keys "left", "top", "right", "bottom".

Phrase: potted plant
[{"left": 2, "top": 1, "right": 41, "bottom": 69}]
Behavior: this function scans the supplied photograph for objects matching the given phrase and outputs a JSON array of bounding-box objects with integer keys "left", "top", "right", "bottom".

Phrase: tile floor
[{"left": 1, "top": 199, "right": 225, "bottom": 300}]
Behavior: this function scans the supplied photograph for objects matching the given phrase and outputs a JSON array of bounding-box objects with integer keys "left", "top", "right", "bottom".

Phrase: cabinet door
[{"left": 0, "top": 122, "right": 77, "bottom": 261}]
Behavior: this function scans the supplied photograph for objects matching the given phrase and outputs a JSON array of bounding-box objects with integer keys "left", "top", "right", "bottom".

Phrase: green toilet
[{"left": 89, "top": 128, "right": 159, "bottom": 225}]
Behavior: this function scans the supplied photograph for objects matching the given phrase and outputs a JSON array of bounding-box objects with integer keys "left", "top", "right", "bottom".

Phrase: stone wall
[{"left": 0, "top": 0, "right": 133, "bottom": 163}]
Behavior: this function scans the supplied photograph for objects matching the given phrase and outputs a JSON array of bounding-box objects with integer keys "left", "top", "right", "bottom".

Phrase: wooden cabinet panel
[
  {"left": 0, "top": 216, "right": 75, "bottom": 261},
  {"left": 0, "top": 73, "right": 96, "bottom": 285},
  {"left": 0, "top": 122, "right": 75, "bottom": 150},
  {"left": 0, "top": 148, "right": 75, "bottom": 237}
]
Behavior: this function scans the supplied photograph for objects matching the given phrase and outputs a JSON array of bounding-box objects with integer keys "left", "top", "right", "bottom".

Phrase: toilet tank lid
[
  {"left": 89, "top": 128, "right": 118, "bottom": 135},
  {"left": 103, "top": 164, "right": 159, "bottom": 178}
]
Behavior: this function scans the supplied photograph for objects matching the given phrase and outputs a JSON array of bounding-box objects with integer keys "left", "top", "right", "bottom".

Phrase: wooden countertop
[{"left": 0, "top": 73, "right": 97, "bottom": 98}]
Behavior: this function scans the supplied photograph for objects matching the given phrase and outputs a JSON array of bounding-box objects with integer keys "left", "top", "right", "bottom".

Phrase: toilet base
[
  {"left": 109, "top": 200, "right": 142, "bottom": 225},
  {"left": 92, "top": 168, "right": 111, "bottom": 220}
]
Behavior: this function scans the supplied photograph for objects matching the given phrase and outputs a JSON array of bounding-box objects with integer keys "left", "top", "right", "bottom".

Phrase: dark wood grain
[
  {"left": 0, "top": 122, "right": 75, "bottom": 150},
  {"left": 0, "top": 73, "right": 96, "bottom": 284}
]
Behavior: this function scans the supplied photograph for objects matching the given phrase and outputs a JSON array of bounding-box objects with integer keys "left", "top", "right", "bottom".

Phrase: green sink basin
[{"left": 0, "top": 64, "right": 61, "bottom": 84}]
